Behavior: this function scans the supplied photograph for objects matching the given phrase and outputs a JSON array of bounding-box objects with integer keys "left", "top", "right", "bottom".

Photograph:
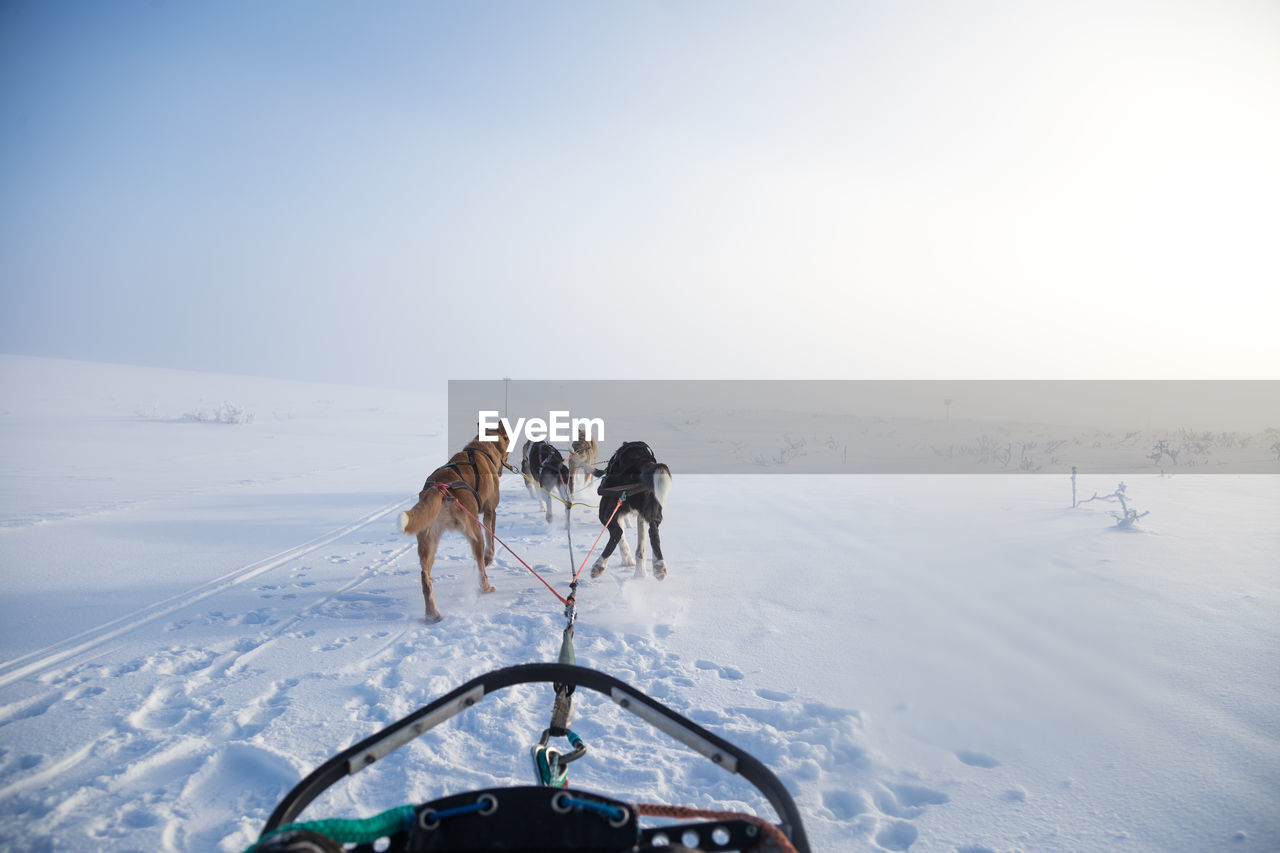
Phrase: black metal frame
[{"left": 261, "top": 664, "right": 810, "bottom": 852}]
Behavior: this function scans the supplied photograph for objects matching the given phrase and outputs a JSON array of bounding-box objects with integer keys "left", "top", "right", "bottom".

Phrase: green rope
[
  {"left": 245, "top": 804, "right": 415, "bottom": 852},
  {"left": 557, "top": 621, "right": 576, "bottom": 666}
]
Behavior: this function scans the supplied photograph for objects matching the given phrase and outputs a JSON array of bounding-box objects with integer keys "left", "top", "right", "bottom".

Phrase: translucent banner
[{"left": 449, "top": 380, "right": 1279, "bottom": 474}]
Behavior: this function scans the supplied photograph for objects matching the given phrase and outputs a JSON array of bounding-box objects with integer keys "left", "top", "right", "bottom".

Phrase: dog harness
[
  {"left": 426, "top": 447, "right": 490, "bottom": 499},
  {"left": 596, "top": 441, "right": 657, "bottom": 496},
  {"left": 529, "top": 444, "right": 566, "bottom": 484}
]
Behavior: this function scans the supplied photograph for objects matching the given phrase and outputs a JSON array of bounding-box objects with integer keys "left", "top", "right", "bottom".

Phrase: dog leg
[
  {"left": 417, "top": 535, "right": 444, "bottom": 623},
  {"left": 590, "top": 554, "right": 609, "bottom": 577},
  {"left": 467, "top": 515, "right": 496, "bottom": 593},
  {"left": 591, "top": 509, "right": 625, "bottom": 578},
  {"left": 649, "top": 523, "right": 666, "bottom": 581},
  {"left": 633, "top": 517, "right": 648, "bottom": 579},
  {"left": 482, "top": 504, "right": 497, "bottom": 568},
  {"left": 523, "top": 463, "right": 536, "bottom": 500},
  {"left": 635, "top": 517, "right": 648, "bottom": 562},
  {"left": 618, "top": 522, "right": 636, "bottom": 567}
]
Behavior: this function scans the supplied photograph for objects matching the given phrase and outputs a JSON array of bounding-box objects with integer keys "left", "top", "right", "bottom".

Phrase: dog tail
[
  {"left": 398, "top": 486, "right": 446, "bottom": 537},
  {"left": 647, "top": 463, "right": 672, "bottom": 508}
]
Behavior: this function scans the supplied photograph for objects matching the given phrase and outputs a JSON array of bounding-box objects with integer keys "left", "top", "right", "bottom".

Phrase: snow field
[{"left": 0, "top": 357, "right": 1276, "bottom": 851}]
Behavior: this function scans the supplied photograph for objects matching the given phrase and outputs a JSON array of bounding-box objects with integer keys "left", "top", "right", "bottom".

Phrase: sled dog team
[{"left": 398, "top": 426, "right": 672, "bottom": 623}]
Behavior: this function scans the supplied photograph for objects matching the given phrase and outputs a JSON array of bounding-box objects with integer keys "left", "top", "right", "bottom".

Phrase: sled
[{"left": 248, "top": 663, "right": 810, "bottom": 852}]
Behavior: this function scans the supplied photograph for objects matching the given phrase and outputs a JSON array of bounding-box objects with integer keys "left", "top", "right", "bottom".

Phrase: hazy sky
[{"left": 2, "top": 1, "right": 1277, "bottom": 388}]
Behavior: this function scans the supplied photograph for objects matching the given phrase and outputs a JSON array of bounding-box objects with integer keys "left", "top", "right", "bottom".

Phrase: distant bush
[
  {"left": 183, "top": 402, "right": 254, "bottom": 425},
  {"left": 1077, "top": 481, "right": 1149, "bottom": 528}
]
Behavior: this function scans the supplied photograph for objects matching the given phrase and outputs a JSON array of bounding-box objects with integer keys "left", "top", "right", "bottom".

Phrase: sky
[{"left": 2, "top": 0, "right": 1278, "bottom": 389}]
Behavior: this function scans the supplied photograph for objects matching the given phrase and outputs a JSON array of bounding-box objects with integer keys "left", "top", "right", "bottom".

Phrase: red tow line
[
  {"left": 431, "top": 482, "right": 628, "bottom": 608},
  {"left": 432, "top": 482, "right": 568, "bottom": 606}
]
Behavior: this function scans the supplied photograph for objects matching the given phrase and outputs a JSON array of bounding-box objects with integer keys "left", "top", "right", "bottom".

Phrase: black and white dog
[
  {"left": 521, "top": 440, "right": 571, "bottom": 524},
  {"left": 590, "top": 441, "right": 672, "bottom": 580}
]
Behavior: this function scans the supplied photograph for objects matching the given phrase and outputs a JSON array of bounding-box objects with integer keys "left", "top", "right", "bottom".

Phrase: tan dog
[
  {"left": 567, "top": 426, "right": 599, "bottom": 492},
  {"left": 398, "top": 423, "right": 511, "bottom": 622}
]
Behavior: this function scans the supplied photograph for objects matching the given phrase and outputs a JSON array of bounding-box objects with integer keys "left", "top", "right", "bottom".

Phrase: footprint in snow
[
  {"left": 821, "top": 788, "right": 870, "bottom": 820},
  {"left": 694, "top": 660, "right": 745, "bottom": 680},
  {"left": 316, "top": 635, "right": 357, "bottom": 653},
  {"left": 955, "top": 749, "right": 1001, "bottom": 768},
  {"left": 0, "top": 691, "right": 63, "bottom": 727},
  {"left": 875, "top": 819, "right": 918, "bottom": 852},
  {"left": 235, "top": 680, "right": 296, "bottom": 738},
  {"left": 756, "top": 688, "right": 791, "bottom": 702},
  {"left": 875, "top": 783, "right": 950, "bottom": 819}
]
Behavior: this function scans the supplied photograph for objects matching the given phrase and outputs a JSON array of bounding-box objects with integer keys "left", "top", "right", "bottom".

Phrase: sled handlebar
[{"left": 261, "top": 664, "right": 809, "bottom": 853}]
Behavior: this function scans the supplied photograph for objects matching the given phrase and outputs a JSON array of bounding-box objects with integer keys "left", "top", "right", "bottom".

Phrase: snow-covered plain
[{"left": 0, "top": 355, "right": 1276, "bottom": 852}]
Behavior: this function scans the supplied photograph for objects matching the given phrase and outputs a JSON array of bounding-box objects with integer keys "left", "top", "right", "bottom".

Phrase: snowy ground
[{"left": 0, "top": 356, "right": 1276, "bottom": 852}]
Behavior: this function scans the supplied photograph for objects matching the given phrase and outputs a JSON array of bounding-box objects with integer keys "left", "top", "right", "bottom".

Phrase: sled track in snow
[{"left": 0, "top": 500, "right": 406, "bottom": 689}]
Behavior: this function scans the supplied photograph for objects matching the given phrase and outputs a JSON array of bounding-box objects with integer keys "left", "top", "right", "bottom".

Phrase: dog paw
[
  {"left": 653, "top": 561, "right": 667, "bottom": 580},
  {"left": 590, "top": 559, "right": 607, "bottom": 578},
  {"left": 425, "top": 610, "right": 444, "bottom": 624},
  {"left": 482, "top": 583, "right": 497, "bottom": 594}
]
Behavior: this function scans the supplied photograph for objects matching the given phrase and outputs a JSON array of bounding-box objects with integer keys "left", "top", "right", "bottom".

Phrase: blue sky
[{"left": 2, "top": 1, "right": 1277, "bottom": 387}]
